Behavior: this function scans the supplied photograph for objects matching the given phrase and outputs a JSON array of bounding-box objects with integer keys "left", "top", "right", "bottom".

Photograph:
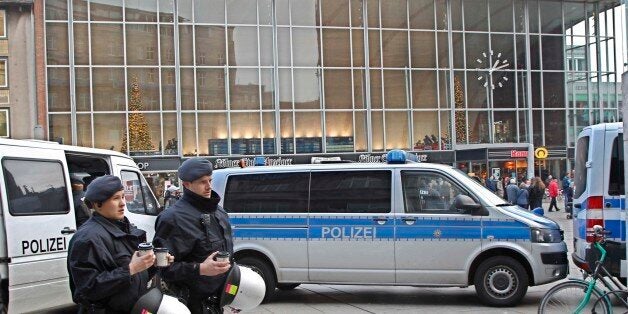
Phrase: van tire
[
  {"left": 473, "top": 256, "right": 528, "bottom": 307},
  {"left": 237, "top": 256, "right": 276, "bottom": 303},
  {"left": 277, "top": 283, "right": 300, "bottom": 290}
]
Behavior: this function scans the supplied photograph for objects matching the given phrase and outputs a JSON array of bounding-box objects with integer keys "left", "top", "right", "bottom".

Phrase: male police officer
[
  {"left": 68, "top": 175, "right": 157, "bottom": 313},
  {"left": 153, "top": 158, "right": 233, "bottom": 314}
]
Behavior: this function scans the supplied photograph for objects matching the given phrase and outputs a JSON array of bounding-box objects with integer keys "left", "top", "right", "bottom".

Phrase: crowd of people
[{"left": 483, "top": 170, "right": 575, "bottom": 213}]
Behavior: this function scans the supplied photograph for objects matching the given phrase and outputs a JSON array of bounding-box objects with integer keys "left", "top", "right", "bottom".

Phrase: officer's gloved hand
[
  {"left": 199, "top": 251, "right": 231, "bottom": 276},
  {"left": 129, "top": 251, "right": 156, "bottom": 275}
]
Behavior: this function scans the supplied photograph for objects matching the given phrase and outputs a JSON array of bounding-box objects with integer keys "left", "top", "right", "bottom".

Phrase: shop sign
[
  {"left": 510, "top": 150, "right": 528, "bottom": 158},
  {"left": 214, "top": 157, "right": 294, "bottom": 168},
  {"left": 357, "top": 153, "right": 428, "bottom": 163},
  {"left": 534, "top": 147, "right": 549, "bottom": 159}
]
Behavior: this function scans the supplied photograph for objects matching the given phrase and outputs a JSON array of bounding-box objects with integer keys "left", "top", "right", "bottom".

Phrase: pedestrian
[
  {"left": 494, "top": 176, "right": 504, "bottom": 199},
  {"left": 70, "top": 174, "right": 92, "bottom": 228},
  {"left": 516, "top": 182, "right": 529, "bottom": 209},
  {"left": 563, "top": 172, "right": 574, "bottom": 217},
  {"left": 528, "top": 177, "right": 545, "bottom": 210},
  {"left": 485, "top": 175, "right": 496, "bottom": 193},
  {"left": 547, "top": 178, "right": 561, "bottom": 212},
  {"left": 68, "top": 175, "right": 161, "bottom": 313},
  {"left": 505, "top": 178, "right": 520, "bottom": 204},
  {"left": 164, "top": 184, "right": 172, "bottom": 207},
  {"left": 153, "top": 158, "right": 233, "bottom": 314}
]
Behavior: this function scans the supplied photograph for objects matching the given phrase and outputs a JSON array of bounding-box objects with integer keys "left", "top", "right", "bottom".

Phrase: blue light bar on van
[
  {"left": 386, "top": 150, "right": 418, "bottom": 164},
  {"left": 254, "top": 156, "right": 266, "bottom": 166}
]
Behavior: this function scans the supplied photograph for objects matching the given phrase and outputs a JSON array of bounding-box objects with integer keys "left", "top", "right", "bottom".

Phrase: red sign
[{"left": 510, "top": 150, "right": 528, "bottom": 158}]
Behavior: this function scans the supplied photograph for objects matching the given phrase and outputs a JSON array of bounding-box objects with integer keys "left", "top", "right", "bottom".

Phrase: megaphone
[
  {"left": 219, "top": 263, "right": 266, "bottom": 311},
  {"left": 131, "top": 287, "right": 191, "bottom": 314}
]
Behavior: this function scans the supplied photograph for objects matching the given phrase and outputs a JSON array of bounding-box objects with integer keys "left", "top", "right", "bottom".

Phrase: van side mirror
[{"left": 452, "top": 195, "right": 487, "bottom": 216}]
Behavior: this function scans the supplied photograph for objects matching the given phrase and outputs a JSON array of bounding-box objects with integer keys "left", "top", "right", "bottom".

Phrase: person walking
[
  {"left": 67, "top": 175, "right": 158, "bottom": 313},
  {"left": 153, "top": 158, "right": 233, "bottom": 314},
  {"left": 505, "top": 178, "right": 520, "bottom": 204},
  {"left": 528, "top": 177, "right": 545, "bottom": 211},
  {"left": 547, "top": 178, "right": 561, "bottom": 212},
  {"left": 516, "top": 182, "right": 529, "bottom": 209}
]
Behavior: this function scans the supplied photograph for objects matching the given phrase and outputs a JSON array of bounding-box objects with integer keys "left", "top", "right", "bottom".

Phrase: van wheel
[
  {"left": 277, "top": 283, "right": 300, "bottom": 290},
  {"left": 237, "top": 256, "right": 276, "bottom": 303},
  {"left": 473, "top": 256, "right": 528, "bottom": 307}
]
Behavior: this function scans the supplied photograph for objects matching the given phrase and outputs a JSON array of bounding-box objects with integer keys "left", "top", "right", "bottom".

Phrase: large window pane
[
  {"left": 76, "top": 114, "right": 92, "bottom": 147},
  {"left": 466, "top": 71, "right": 488, "bottom": 109},
  {"left": 381, "top": 0, "right": 407, "bottom": 29},
  {"left": 230, "top": 112, "right": 261, "bottom": 155},
  {"left": 371, "top": 110, "right": 384, "bottom": 150},
  {"left": 292, "top": 0, "right": 317, "bottom": 26},
  {"left": 160, "top": 25, "right": 175, "bottom": 65},
  {"left": 545, "top": 110, "right": 565, "bottom": 146},
  {"left": 197, "top": 68, "right": 226, "bottom": 110},
  {"left": 163, "top": 113, "right": 178, "bottom": 155},
  {"left": 262, "top": 112, "right": 275, "bottom": 154},
  {"left": 180, "top": 68, "right": 195, "bottom": 110},
  {"left": 325, "top": 111, "right": 354, "bottom": 152},
  {"left": 492, "top": 71, "right": 516, "bottom": 108},
  {"left": 182, "top": 113, "right": 197, "bottom": 156},
  {"left": 493, "top": 111, "right": 517, "bottom": 143},
  {"left": 540, "top": 1, "right": 562, "bottom": 34},
  {"left": 322, "top": 29, "right": 351, "bottom": 67},
  {"left": 543, "top": 72, "right": 564, "bottom": 108},
  {"left": 260, "top": 27, "right": 273, "bottom": 66},
  {"left": 410, "top": 32, "right": 440, "bottom": 68},
  {"left": 230, "top": 68, "right": 259, "bottom": 110},
  {"left": 351, "top": 0, "right": 364, "bottom": 27},
  {"left": 125, "top": 0, "right": 157, "bottom": 22},
  {"left": 465, "top": 33, "right": 489, "bottom": 70},
  {"left": 280, "top": 111, "right": 294, "bottom": 153},
  {"left": 440, "top": 111, "right": 451, "bottom": 149},
  {"left": 75, "top": 68, "right": 91, "bottom": 111},
  {"left": 355, "top": 111, "right": 367, "bottom": 151},
  {"left": 413, "top": 111, "right": 439, "bottom": 150},
  {"left": 227, "top": 0, "right": 257, "bottom": 24},
  {"left": 90, "top": 0, "right": 123, "bottom": 21},
  {"left": 126, "top": 24, "right": 158, "bottom": 65},
  {"left": 91, "top": 24, "right": 124, "bottom": 65},
  {"left": 532, "top": 110, "right": 542, "bottom": 146},
  {"left": 452, "top": 33, "right": 464, "bottom": 69},
  {"left": 178, "top": 0, "right": 192, "bottom": 22},
  {"left": 368, "top": 30, "right": 381, "bottom": 67},
  {"left": 127, "top": 68, "right": 160, "bottom": 111},
  {"left": 47, "top": 68, "right": 71, "bottom": 112},
  {"left": 367, "top": 0, "right": 379, "bottom": 28},
  {"left": 158, "top": 0, "right": 174, "bottom": 23},
  {"left": 491, "top": 34, "right": 514, "bottom": 71},
  {"left": 277, "top": 27, "right": 291, "bottom": 66},
  {"left": 46, "top": 0, "right": 68, "bottom": 20},
  {"left": 93, "top": 113, "right": 124, "bottom": 150},
  {"left": 412, "top": 71, "right": 437, "bottom": 109},
  {"left": 73, "top": 23, "right": 89, "bottom": 65},
  {"left": 46, "top": 23, "right": 68, "bottom": 65},
  {"left": 179, "top": 25, "right": 194, "bottom": 66},
  {"left": 295, "top": 112, "right": 322, "bottom": 153},
  {"left": 92, "top": 68, "right": 125, "bottom": 111},
  {"left": 528, "top": 0, "right": 539, "bottom": 33},
  {"left": 261, "top": 69, "right": 275, "bottom": 110},
  {"left": 354, "top": 70, "right": 366, "bottom": 109},
  {"left": 382, "top": 30, "right": 408, "bottom": 68},
  {"left": 161, "top": 68, "right": 176, "bottom": 110},
  {"left": 384, "top": 70, "right": 406, "bottom": 109},
  {"left": 293, "top": 69, "right": 320, "bottom": 109},
  {"left": 278, "top": 69, "right": 292, "bottom": 109},
  {"left": 199, "top": 112, "right": 228, "bottom": 156},
  {"left": 321, "top": 0, "right": 350, "bottom": 27},
  {"left": 542, "top": 36, "right": 564, "bottom": 70},
  {"left": 229, "top": 26, "right": 258, "bottom": 66},
  {"left": 465, "top": 0, "right": 488, "bottom": 31},
  {"left": 352, "top": 29, "right": 365, "bottom": 67},
  {"left": 126, "top": 113, "right": 160, "bottom": 155},
  {"left": 409, "top": 0, "right": 434, "bottom": 30},
  {"left": 293, "top": 28, "right": 320, "bottom": 67},
  {"left": 468, "top": 111, "right": 489, "bottom": 144},
  {"left": 49, "top": 114, "right": 72, "bottom": 144},
  {"left": 489, "top": 0, "right": 512, "bottom": 33},
  {"left": 324, "top": 70, "right": 352, "bottom": 109},
  {"left": 386, "top": 111, "right": 409, "bottom": 150},
  {"left": 195, "top": 0, "right": 225, "bottom": 23}
]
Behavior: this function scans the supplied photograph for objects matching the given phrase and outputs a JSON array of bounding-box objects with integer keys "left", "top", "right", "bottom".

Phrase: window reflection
[
  {"left": 93, "top": 113, "right": 124, "bottom": 150},
  {"left": 49, "top": 114, "right": 72, "bottom": 144}
]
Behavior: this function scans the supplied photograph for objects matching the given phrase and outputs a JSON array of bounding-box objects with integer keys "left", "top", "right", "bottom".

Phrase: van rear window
[
  {"left": 224, "top": 172, "right": 309, "bottom": 213},
  {"left": 574, "top": 136, "right": 589, "bottom": 198},
  {"left": 2, "top": 159, "right": 70, "bottom": 215},
  {"left": 608, "top": 135, "right": 624, "bottom": 196}
]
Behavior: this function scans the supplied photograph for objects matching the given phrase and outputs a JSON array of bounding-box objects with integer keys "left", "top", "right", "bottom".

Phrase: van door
[
  {"left": 116, "top": 166, "right": 159, "bottom": 241},
  {"left": 394, "top": 170, "right": 482, "bottom": 285},
  {"left": 0, "top": 146, "right": 75, "bottom": 313},
  {"left": 308, "top": 170, "right": 395, "bottom": 283},
  {"left": 604, "top": 130, "right": 624, "bottom": 242}
]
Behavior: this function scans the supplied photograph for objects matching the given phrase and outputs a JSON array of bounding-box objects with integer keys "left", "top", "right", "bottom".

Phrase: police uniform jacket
[
  {"left": 153, "top": 188, "right": 233, "bottom": 300},
  {"left": 68, "top": 212, "right": 154, "bottom": 313}
]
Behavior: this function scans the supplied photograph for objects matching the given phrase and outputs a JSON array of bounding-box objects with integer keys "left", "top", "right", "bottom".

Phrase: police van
[
  {"left": 212, "top": 151, "right": 568, "bottom": 307},
  {"left": 572, "top": 122, "right": 625, "bottom": 279},
  {"left": 0, "top": 139, "right": 159, "bottom": 313}
]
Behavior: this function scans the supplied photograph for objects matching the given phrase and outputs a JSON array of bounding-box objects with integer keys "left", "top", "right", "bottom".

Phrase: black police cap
[
  {"left": 178, "top": 157, "right": 213, "bottom": 182},
  {"left": 84, "top": 175, "right": 124, "bottom": 203}
]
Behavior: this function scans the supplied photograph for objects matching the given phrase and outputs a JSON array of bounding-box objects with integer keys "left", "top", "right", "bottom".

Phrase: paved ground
[{"left": 246, "top": 204, "right": 579, "bottom": 314}]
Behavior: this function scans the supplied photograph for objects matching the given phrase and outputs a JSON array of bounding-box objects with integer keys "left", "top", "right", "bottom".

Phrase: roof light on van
[
  {"left": 386, "top": 150, "right": 418, "bottom": 164},
  {"left": 254, "top": 156, "right": 266, "bottom": 166}
]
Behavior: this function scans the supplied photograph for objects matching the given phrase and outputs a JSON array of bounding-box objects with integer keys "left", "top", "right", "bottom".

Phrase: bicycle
[{"left": 538, "top": 225, "right": 628, "bottom": 313}]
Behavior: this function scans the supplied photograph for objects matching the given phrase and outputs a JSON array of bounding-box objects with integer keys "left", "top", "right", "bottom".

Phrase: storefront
[
  {"left": 455, "top": 145, "right": 534, "bottom": 183},
  {"left": 134, "top": 157, "right": 181, "bottom": 206}
]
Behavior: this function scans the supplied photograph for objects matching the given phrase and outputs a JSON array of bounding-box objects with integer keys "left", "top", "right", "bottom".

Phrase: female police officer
[{"left": 68, "top": 175, "right": 157, "bottom": 313}]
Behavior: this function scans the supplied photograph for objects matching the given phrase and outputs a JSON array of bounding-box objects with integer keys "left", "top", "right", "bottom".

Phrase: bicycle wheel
[{"left": 538, "top": 280, "right": 611, "bottom": 314}]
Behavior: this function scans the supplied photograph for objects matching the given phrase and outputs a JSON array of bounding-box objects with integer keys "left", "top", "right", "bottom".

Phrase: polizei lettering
[
  {"left": 321, "top": 226, "right": 377, "bottom": 239},
  {"left": 21, "top": 237, "right": 67, "bottom": 255}
]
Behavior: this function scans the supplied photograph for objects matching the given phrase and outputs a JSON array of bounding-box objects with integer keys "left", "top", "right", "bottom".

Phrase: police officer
[
  {"left": 153, "top": 158, "right": 233, "bottom": 314},
  {"left": 68, "top": 175, "right": 157, "bottom": 313}
]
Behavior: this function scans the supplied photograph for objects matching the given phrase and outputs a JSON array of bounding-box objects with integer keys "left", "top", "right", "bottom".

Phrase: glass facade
[{"left": 45, "top": 0, "right": 625, "bottom": 162}]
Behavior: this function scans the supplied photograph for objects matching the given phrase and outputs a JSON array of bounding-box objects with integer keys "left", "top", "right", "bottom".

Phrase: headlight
[{"left": 531, "top": 228, "right": 562, "bottom": 243}]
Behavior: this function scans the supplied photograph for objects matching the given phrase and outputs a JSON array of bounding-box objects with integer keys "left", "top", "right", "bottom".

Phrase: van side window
[
  {"left": 574, "top": 135, "right": 589, "bottom": 198},
  {"left": 401, "top": 171, "right": 468, "bottom": 214},
  {"left": 121, "top": 170, "right": 159, "bottom": 215},
  {"left": 2, "top": 159, "right": 70, "bottom": 215},
  {"left": 609, "top": 135, "right": 624, "bottom": 196},
  {"left": 223, "top": 172, "right": 309, "bottom": 213},
  {"left": 310, "top": 171, "right": 391, "bottom": 213}
]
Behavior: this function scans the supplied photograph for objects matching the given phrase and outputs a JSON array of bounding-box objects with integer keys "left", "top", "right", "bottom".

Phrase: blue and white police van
[
  {"left": 212, "top": 150, "right": 568, "bottom": 307},
  {"left": 572, "top": 122, "right": 625, "bottom": 279},
  {"left": 0, "top": 139, "right": 160, "bottom": 313}
]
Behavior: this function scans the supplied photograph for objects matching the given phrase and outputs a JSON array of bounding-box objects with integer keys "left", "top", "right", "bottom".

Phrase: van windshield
[{"left": 574, "top": 135, "right": 589, "bottom": 198}]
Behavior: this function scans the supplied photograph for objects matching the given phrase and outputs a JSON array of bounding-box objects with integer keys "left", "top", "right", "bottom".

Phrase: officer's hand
[
  {"left": 167, "top": 253, "right": 175, "bottom": 265},
  {"left": 129, "top": 251, "right": 156, "bottom": 275},
  {"left": 199, "top": 251, "right": 231, "bottom": 276}
]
